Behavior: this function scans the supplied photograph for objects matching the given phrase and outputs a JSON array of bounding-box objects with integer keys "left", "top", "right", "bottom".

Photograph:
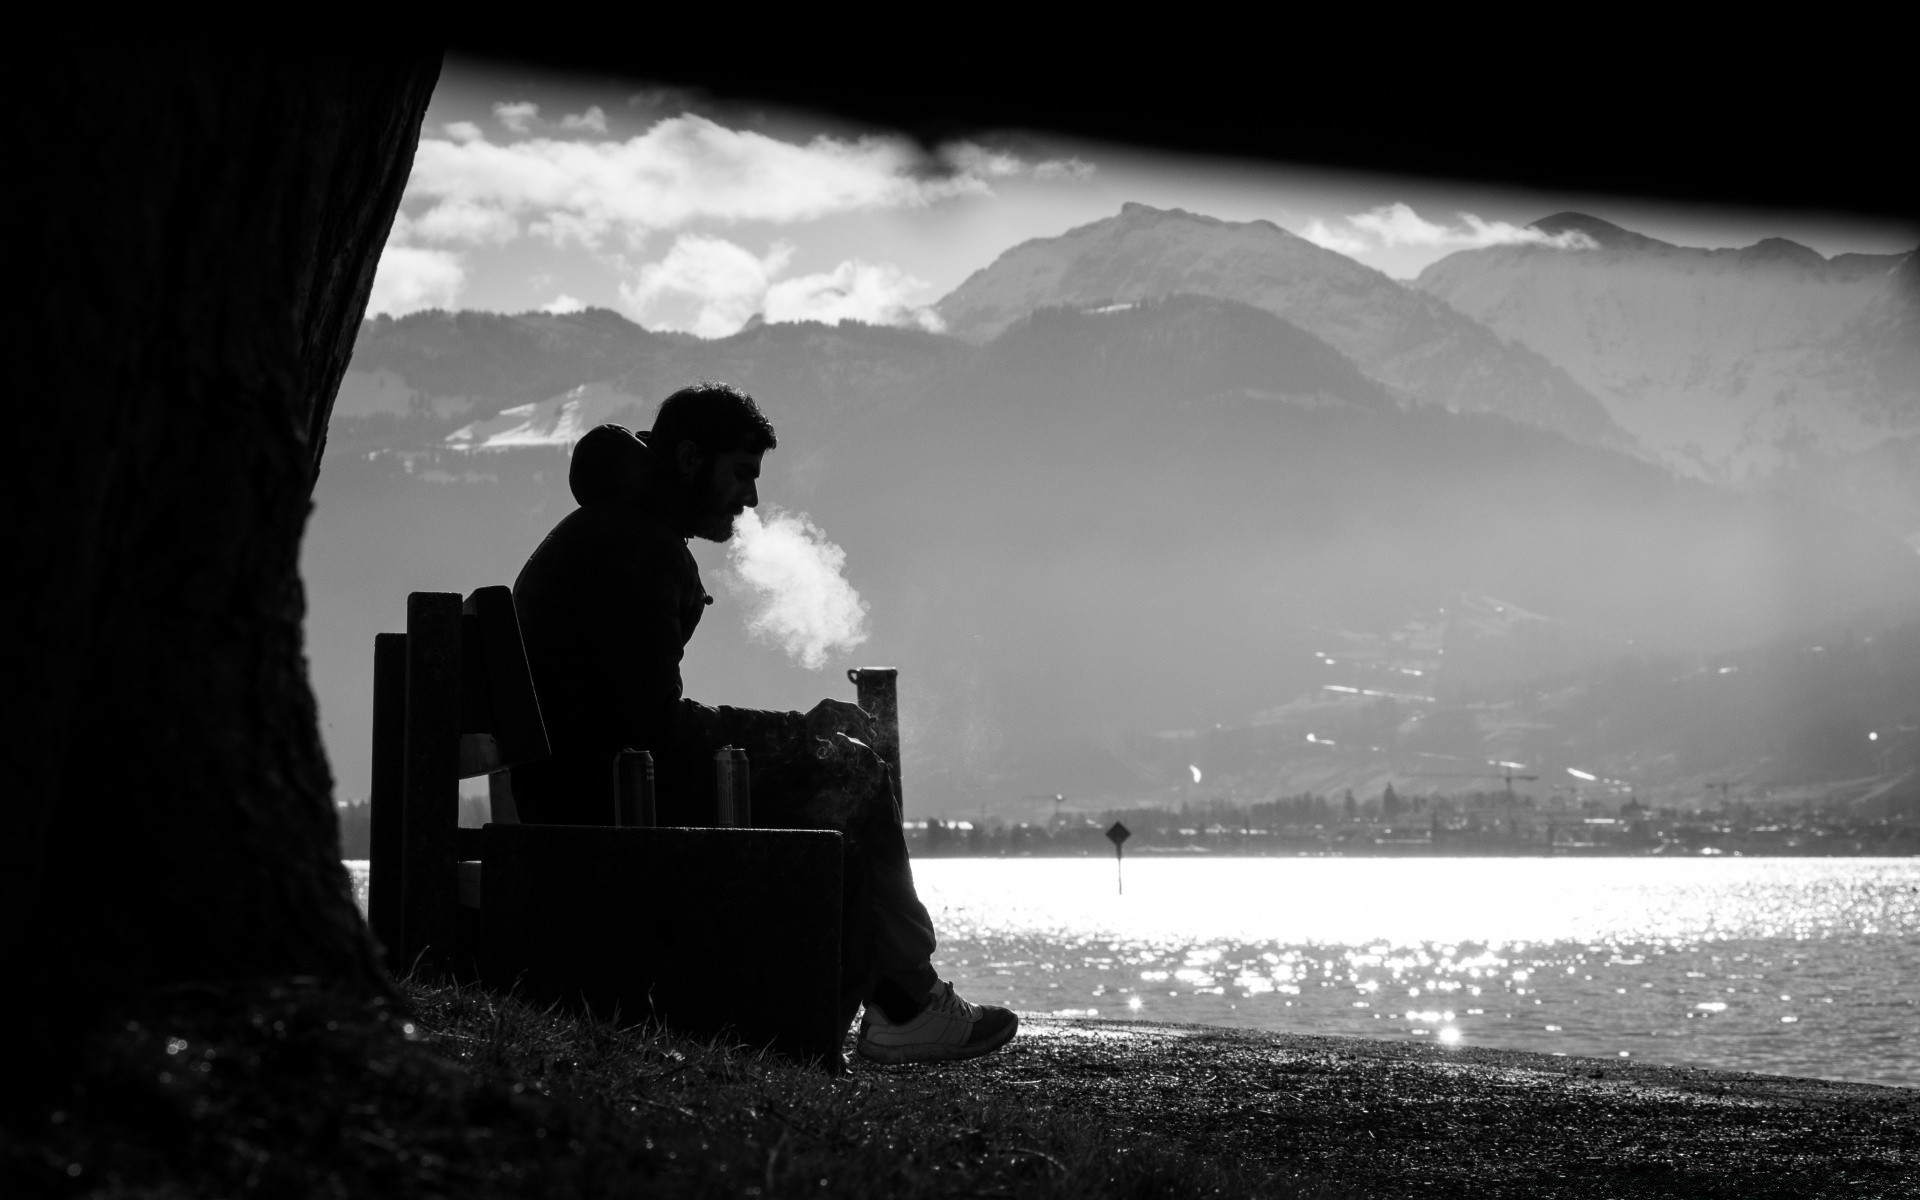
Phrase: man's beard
[
  {"left": 693, "top": 512, "right": 737, "bottom": 543},
  {"left": 689, "top": 466, "right": 739, "bottom": 542}
]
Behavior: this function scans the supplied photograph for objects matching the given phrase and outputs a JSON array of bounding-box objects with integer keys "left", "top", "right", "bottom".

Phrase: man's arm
[
  {"left": 673, "top": 699, "right": 805, "bottom": 761},
  {"left": 674, "top": 696, "right": 874, "bottom": 762}
]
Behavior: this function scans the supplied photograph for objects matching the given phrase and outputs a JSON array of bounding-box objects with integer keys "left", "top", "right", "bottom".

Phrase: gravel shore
[{"left": 884, "top": 1016, "right": 1920, "bottom": 1198}]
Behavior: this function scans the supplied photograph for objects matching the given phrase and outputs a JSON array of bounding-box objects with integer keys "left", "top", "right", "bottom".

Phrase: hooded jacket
[{"left": 510, "top": 424, "right": 802, "bottom": 824}]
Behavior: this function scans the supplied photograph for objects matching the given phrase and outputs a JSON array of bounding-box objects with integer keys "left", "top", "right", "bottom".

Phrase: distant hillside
[
  {"left": 817, "top": 298, "right": 1920, "bottom": 804},
  {"left": 1414, "top": 215, "right": 1919, "bottom": 542},
  {"left": 933, "top": 203, "right": 1627, "bottom": 449},
  {"left": 332, "top": 309, "right": 964, "bottom": 472},
  {"left": 1128, "top": 610, "right": 1920, "bottom": 817},
  {"left": 307, "top": 299, "right": 1920, "bottom": 815}
]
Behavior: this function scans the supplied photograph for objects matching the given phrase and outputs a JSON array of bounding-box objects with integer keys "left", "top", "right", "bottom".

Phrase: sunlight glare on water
[{"left": 909, "top": 857, "right": 1920, "bottom": 1086}]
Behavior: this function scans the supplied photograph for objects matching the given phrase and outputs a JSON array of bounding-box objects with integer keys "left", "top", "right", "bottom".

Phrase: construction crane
[{"left": 1409, "top": 763, "right": 1540, "bottom": 806}]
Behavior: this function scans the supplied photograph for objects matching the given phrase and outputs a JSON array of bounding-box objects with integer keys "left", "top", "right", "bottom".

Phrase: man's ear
[{"left": 674, "top": 439, "right": 704, "bottom": 481}]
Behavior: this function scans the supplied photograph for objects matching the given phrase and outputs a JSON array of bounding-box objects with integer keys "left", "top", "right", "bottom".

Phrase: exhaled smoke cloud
[{"left": 726, "top": 507, "right": 870, "bottom": 670}]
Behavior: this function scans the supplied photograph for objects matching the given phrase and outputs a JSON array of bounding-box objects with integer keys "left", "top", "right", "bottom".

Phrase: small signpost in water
[{"left": 1106, "top": 821, "right": 1131, "bottom": 894}]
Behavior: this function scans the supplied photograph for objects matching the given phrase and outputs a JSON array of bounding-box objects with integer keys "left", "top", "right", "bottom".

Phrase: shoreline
[
  {"left": 1010, "top": 1012, "right": 1910, "bottom": 1091},
  {"left": 966, "top": 1014, "right": 1919, "bottom": 1196},
  {"left": 1002, "top": 1012, "right": 1919, "bottom": 1096}
]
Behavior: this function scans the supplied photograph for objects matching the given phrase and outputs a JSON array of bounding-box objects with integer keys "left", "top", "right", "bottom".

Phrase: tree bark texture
[{"left": 6, "top": 43, "right": 441, "bottom": 1020}]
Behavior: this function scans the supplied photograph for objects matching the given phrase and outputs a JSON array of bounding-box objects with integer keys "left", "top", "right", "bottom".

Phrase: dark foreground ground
[{"left": 5, "top": 978, "right": 1915, "bottom": 1198}]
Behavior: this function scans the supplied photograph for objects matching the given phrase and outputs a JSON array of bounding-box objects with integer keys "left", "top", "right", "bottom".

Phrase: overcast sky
[{"left": 369, "top": 55, "right": 1918, "bottom": 337}]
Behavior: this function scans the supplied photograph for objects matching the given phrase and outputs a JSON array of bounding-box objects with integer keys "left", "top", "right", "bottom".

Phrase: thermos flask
[{"left": 847, "top": 667, "right": 902, "bottom": 808}]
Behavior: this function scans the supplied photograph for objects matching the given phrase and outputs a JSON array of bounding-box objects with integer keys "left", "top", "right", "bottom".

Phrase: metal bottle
[
  {"left": 714, "top": 746, "right": 751, "bottom": 827},
  {"left": 613, "top": 748, "right": 655, "bottom": 827}
]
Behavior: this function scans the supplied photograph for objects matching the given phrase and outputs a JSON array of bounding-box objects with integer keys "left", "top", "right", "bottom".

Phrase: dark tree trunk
[{"left": 6, "top": 44, "right": 440, "bottom": 1029}]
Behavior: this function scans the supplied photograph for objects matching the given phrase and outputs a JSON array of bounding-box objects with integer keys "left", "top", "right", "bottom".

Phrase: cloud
[
  {"left": 412, "top": 198, "right": 518, "bottom": 245},
  {"left": 540, "top": 294, "right": 587, "bottom": 314},
  {"left": 617, "top": 234, "right": 945, "bottom": 337},
  {"left": 404, "top": 115, "right": 1037, "bottom": 252},
  {"left": 764, "top": 260, "right": 943, "bottom": 331},
  {"left": 1299, "top": 217, "right": 1373, "bottom": 256},
  {"left": 618, "top": 234, "right": 793, "bottom": 337},
  {"left": 725, "top": 507, "right": 870, "bottom": 670},
  {"left": 1348, "top": 203, "right": 1595, "bottom": 249},
  {"left": 493, "top": 101, "right": 540, "bottom": 134},
  {"left": 942, "top": 141, "right": 1094, "bottom": 182},
  {"left": 559, "top": 106, "right": 608, "bottom": 134},
  {"left": 1300, "top": 203, "right": 1599, "bottom": 258},
  {"left": 1032, "top": 158, "right": 1097, "bottom": 181},
  {"left": 368, "top": 245, "right": 463, "bottom": 316},
  {"left": 488, "top": 101, "right": 608, "bottom": 138},
  {"left": 383, "top": 113, "right": 1095, "bottom": 321}
]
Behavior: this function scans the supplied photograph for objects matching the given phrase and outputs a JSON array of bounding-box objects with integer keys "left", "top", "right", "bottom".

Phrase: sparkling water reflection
[{"left": 911, "top": 858, "right": 1919, "bottom": 1086}]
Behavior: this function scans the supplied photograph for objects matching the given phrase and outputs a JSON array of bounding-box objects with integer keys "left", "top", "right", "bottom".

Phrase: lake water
[{"left": 343, "top": 856, "right": 1918, "bottom": 1087}]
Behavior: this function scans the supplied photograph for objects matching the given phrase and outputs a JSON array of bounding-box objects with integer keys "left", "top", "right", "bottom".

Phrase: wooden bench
[{"left": 367, "top": 588, "right": 846, "bottom": 1061}]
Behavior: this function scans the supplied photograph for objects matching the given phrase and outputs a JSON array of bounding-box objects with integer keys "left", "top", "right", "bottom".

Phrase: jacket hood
[{"left": 569, "top": 423, "right": 655, "bottom": 506}]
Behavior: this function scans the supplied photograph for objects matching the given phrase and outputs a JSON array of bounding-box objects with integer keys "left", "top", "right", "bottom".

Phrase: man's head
[{"left": 650, "top": 381, "right": 777, "bottom": 542}]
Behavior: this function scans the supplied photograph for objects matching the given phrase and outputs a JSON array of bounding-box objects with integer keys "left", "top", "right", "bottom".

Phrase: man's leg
[
  {"left": 762, "top": 741, "right": 938, "bottom": 994},
  {"left": 851, "top": 767, "right": 938, "bottom": 1009},
  {"left": 748, "top": 737, "right": 1014, "bottom": 1061},
  {"left": 816, "top": 745, "right": 1017, "bottom": 1063}
]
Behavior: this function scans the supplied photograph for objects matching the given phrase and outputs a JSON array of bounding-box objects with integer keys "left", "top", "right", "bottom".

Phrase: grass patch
[{"left": 2, "top": 976, "right": 1319, "bottom": 1198}]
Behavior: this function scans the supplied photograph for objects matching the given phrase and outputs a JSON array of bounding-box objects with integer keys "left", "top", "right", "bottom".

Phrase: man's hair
[{"left": 650, "top": 381, "right": 777, "bottom": 460}]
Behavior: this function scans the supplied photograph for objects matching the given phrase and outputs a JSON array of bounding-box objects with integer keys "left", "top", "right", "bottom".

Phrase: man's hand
[{"left": 805, "top": 698, "right": 873, "bottom": 742}]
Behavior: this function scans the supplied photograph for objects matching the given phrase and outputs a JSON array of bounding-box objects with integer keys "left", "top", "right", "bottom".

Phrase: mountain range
[
  {"left": 307, "top": 207, "right": 1920, "bottom": 817},
  {"left": 1415, "top": 212, "right": 1918, "bottom": 546},
  {"left": 936, "top": 203, "right": 1627, "bottom": 449}
]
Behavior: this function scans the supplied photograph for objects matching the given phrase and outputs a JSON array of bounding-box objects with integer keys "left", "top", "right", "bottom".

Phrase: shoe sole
[{"left": 856, "top": 1014, "right": 1020, "bottom": 1064}]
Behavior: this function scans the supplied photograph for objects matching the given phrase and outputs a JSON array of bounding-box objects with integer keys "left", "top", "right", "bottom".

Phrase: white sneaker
[{"left": 856, "top": 981, "right": 1019, "bottom": 1064}]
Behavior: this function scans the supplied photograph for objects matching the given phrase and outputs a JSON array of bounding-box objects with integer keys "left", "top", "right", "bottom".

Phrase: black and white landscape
[
  {"left": 24, "top": 46, "right": 1920, "bottom": 1198},
  {"left": 310, "top": 204, "right": 1920, "bottom": 819}
]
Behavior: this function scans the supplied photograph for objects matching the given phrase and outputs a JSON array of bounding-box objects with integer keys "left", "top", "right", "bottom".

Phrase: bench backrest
[{"left": 367, "top": 587, "right": 548, "bottom": 973}]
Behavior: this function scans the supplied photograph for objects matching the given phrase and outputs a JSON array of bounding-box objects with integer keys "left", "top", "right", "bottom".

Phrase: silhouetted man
[{"left": 510, "top": 382, "right": 1016, "bottom": 1064}]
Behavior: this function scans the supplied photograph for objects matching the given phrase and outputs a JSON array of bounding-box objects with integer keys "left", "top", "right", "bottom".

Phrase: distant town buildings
[{"left": 898, "top": 790, "right": 1918, "bottom": 858}]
